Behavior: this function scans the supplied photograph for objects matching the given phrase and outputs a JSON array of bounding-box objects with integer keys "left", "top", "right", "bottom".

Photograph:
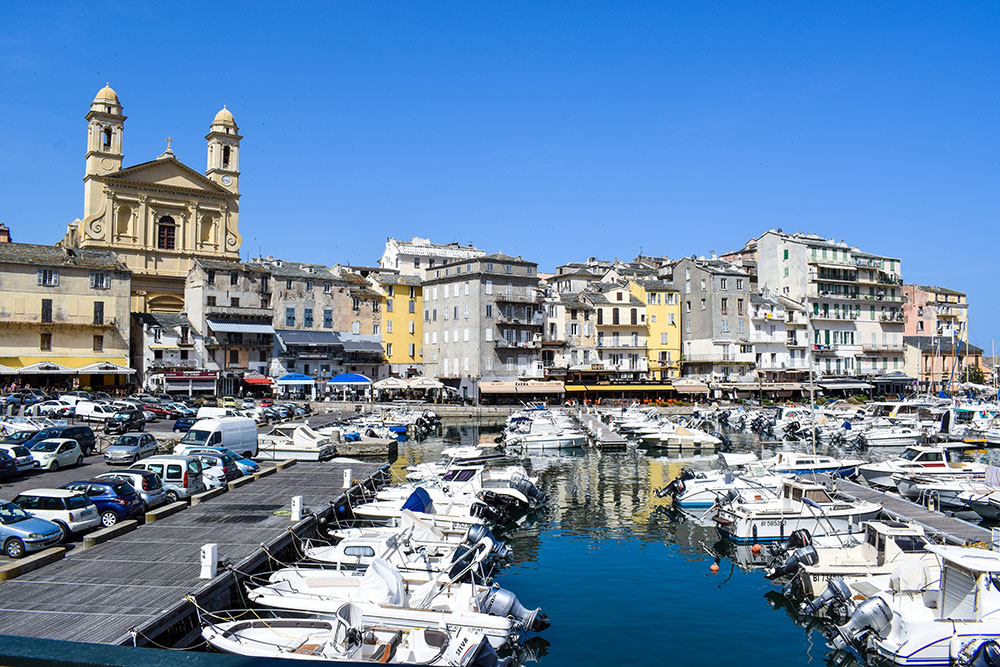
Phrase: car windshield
[
  {"left": 0, "top": 502, "right": 30, "bottom": 524},
  {"left": 219, "top": 454, "right": 235, "bottom": 465},
  {"left": 6, "top": 431, "right": 32, "bottom": 442},
  {"left": 65, "top": 495, "right": 92, "bottom": 509},
  {"left": 115, "top": 435, "right": 140, "bottom": 446},
  {"left": 114, "top": 412, "right": 132, "bottom": 419},
  {"left": 180, "top": 430, "right": 210, "bottom": 445},
  {"left": 35, "top": 428, "right": 60, "bottom": 439},
  {"left": 31, "top": 440, "right": 60, "bottom": 452}
]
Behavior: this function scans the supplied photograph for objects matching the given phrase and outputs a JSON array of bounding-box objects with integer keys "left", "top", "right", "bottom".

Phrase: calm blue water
[{"left": 394, "top": 424, "right": 861, "bottom": 667}]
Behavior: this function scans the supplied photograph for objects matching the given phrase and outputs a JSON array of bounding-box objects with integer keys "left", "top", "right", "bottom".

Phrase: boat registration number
[{"left": 756, "top": 520, "right": 786, "bottom": 527}]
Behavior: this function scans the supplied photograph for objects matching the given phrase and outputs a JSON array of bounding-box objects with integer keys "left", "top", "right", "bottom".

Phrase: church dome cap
[
  {"left": 93, "top": 83, "right": 119, "bottom": 104},
  {"left": 213, "top": 106, "right": 236, "bottom": 126}
]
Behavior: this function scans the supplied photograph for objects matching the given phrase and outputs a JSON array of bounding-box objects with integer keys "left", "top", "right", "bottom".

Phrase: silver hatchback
[
  {"left": 103, "top": 433, "right": 159, "bottom": 465},
  {"left": 94, "top": 471, "right": 168, "bottom": 510}
]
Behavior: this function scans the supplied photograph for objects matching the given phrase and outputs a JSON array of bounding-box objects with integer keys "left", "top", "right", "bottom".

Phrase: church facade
[{"left": 60, "top": 85, "right": 244, "bottom": 313}]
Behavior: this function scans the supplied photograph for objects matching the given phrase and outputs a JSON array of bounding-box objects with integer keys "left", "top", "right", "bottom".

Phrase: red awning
[{"left": 244, "top": 377, "right": 273, "bottom": 385}]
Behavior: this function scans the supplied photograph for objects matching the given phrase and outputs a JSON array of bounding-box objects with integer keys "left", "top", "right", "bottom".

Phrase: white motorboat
[
  {"left": 858, "top": 446, "right": 985, "bottom": 489},
  {"left": 656, "top": 453, "right": 788, "bottom": 509},
  {"left": 762, "top": 451, "right": 865, "bottom": 478},
  {"left": 245, "top": 559, "right": 549, "bottom": 648},
  {"left": 712, "top": 479, "right": 880, "bottom": 544},
  {"left": 638, "top": 420, "right": 721, "bottom": 449},
  {"left": 201, "top": 603, "right": 504, "bottom": 665},
  {"left": 352, "top": 487, "right": 504, "bottom": 527},
  {"left": 858, "top": 422, "right": 925, "bottom": 448},
  {"left": 892, "top": 474, "right": 996, "bottom": 506},
  {"left": 831, "top": 545, "right": 1000, "bottom": 667},
  {"left": 784, "top": 521, "right": 938, "bottom": 598}
]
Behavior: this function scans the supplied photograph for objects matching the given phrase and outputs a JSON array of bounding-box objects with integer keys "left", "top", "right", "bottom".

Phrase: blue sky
[{"left": 1, "top": 2, "right": 998, "bottom": 345}]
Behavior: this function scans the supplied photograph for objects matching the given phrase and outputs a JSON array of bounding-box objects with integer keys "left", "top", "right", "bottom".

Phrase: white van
[
  {"left": 196, "top": 406, "right": 238, "bottom": 420},
  {"left": 178, "top": 416, "right": 258, "bottom": 459},
  {"left": 75, "top": 401, "right": 117, "bottom": 423}
]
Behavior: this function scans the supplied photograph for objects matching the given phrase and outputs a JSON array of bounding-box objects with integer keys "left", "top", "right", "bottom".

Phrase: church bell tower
[
  {"left": 84, "top": 84, "right": 125, "bottom": 217},
  {"left": 206, "top": 106, "right": 241, "bottom": 193}
]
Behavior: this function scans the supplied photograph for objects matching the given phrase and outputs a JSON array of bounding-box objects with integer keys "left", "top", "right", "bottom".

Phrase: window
[
  {"left": 153, "top": 327, "right": 162, "bottom": 343},
  {"left": 413, "top": 257, "right": 421, "bottom": 268},
  {"left": 630, "top": 308, "right": 637, "bottom": 325},
  {"left": 485, "top": 280, "right": 493, "bottom": 295},
  {"left": 229, "top": 349, "right": 239, "bottom": 365},
  {"left": 736, "top": 279, "right": 744, "bottom": 290},
  {"left": 409, "top": 343, "right": 415, "bottom": 357},
  {"left": 303, "top": 308, "right": 313, "bottom": 327},
  {"left": 616, "top": 292, "right": 623, "bottom": 301},
  {"left": 286, "top": 279, "right": 293, "bottom": 289},
  {"left": 206, "top": 270, "right": 216, "bottom": 285},
  {"left": 485, "top": 304, "right": 493, "bottom": 318},
  {"left": 90, "top": 272, "right": 111, "bottom": 289},
  {"left": 486, "top": 262, "right": 494, "bottom": 271},
  {"left": 720, "top": 278, "right": 727, "bottom": 290},
  {"left": 323, "top": 308, "right": 333, "bottom": 328},
  {"left": 737, "top": 299, "right": 744, "bottom": 316},
  {"left": 783, "top": 249, "right": 789, "bottom": 260},
  {"left": 103, "top": 126, "right": 112, "bottom": 149},
  {"left": 207, "top": 296, "right": 217, "bottom": 307},
  {"left": 668, "top": 313, "right": 675, "bottom": 325},
  {"left": 157, "top": 216, "right": 176, "bottom": 250},
  {"left": 324, "top": 282, "right": 331, "bottom": 294},
  {"left": 230, "top": 272, "right": 238, "bottom": 286},
  {"left": 351, "top": 321, "right": 360, "bottom": 334},
  {"left": 352, "top": 297, "right": 360, "bottom": 310},
  {"left": 230, "top": 297, "right": 239, "bottom": 308},
  {"left": 661, "top": 333, "right": 668, "bottom": 345},
  {"left": 454, "top": 306, "right": 459, "bottom": 319},
  {"left": 386, "top": 299, "right": 393, "bottom": 312},
  {"left": 93, "top": 301, "right": 104, "bottom": 325},
  {"left": 41, "top": 299, "right": 52, "bottom": 323},
  {"left": 485, "top": 328, "right": 493, "bottom": 342},
  {"left": 386, "top": 320, "right": 393, "bottom": 333},
  {"left": 386, "top": 343, "right": 393, "bottom": 356},
  {"left": 93, "top": 335, "right": 103, "bottom": 352},
  {"left": 701, "top": 299, "right": 706, "bottom": 311},
  {"left": 285, "top": 307, "right": 295, "bottom": 327},
  {"left": 37, "top": 269, "right": 59, "bottom": 287},
  {"left": 700, "top": 279, "right": 706, "bottom": 291},
  {"left": 408, "top": 299, "right": 416, "bottom": 313},
  {"left": 40, "top": 333, "right": 51, "bottom": 351},
  {"left": 408, "top": 321, "right": 415, "bottom": 334}
]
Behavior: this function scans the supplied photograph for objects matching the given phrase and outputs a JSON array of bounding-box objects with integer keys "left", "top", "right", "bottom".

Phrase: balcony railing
[
  {"left": 493, "top": 291, "right": 538, "bottom": 304},
  {"left": 205, "top": 305, "right": 274, "bottom": 318},
  {"left": 810, "top": 312, "right": 859, "bottom": 321},
  {"left": 861, "top": 343, "right": 905, "bottom": 353},
  {"left": 495, "top": 339, "right": 541, "bottom": 349},
  {"left": 148, "top": 359, "right": 198, "bottom": 370},
  {"left": 596, "top": 340, "right": 647, "bottom": 349},
  {"left": 0, "top": 316, "right": 118, "bottom": 329}
]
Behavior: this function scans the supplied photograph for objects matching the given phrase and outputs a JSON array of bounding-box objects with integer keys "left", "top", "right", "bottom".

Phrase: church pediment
[{"left": 105, "top": 157, "right": 232, "bottom": 196}]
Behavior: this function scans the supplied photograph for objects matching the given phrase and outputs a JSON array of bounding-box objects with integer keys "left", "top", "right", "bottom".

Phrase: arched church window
[
  {"left": 157, "top": 215, "right": 176, "bottom": 250},
  {"left": 222, "top": 146, "right": 231, "bottom": 169},
  {"left": 103, "top": 127, "right": 113, "bottom": 149}
]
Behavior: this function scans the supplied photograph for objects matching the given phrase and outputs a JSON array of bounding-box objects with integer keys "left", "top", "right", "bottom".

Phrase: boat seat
[{"left": 371, "top": 631, "right": 402, "bottom": 663}]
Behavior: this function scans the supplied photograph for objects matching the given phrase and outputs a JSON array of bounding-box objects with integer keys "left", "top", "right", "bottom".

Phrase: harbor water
[{"left": 393, "top": 423, "right": 849, "bottom": 667}]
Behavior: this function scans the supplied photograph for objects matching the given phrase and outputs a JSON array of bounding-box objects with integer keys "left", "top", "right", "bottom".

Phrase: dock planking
[
  {"left": 827, "top": 476, "right": 992, "bottom": 545},
  {"left": 0, "top": 459, "right": 384, "bottom": 646},
  {"left": 578, "top": 412, "right": 628, "bottom": 450}
]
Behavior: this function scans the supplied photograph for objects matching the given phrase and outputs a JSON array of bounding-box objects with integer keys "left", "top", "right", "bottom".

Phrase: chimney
[{"left": 0, "top": 223, "right": 10, "bottom": 243}]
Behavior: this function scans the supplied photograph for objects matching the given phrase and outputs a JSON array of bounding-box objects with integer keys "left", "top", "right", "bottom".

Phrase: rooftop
[
  {"left": 904, "top": 335, "right": 983, "bottom": 356},
  {"left": 0, "top": 243, "right": 128, "bottom": 272}
]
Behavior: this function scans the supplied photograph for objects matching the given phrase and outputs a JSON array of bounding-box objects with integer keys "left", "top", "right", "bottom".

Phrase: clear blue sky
[{"left": 2, "top": 2, "right": 998, "bottom": 345}]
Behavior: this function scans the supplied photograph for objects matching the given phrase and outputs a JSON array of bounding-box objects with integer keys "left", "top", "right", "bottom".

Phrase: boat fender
[
  {"left": 960, "top": 640, "right": 1000, "bottom": 667},
  {"left": 830, "top": 597, "right": 893, "bottom": 651},
  {"left": 765, "top": 545, "right": 819, "bottom": 580},
  {"left": 800, "top": 577, "right": 851, "bottom": 616}
]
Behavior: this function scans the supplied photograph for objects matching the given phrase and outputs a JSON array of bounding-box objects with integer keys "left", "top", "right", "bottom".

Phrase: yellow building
[
  {"left": 60, "top": 85, "right": 243, "bottom": 313},
  {"left": 372, "top": 273, "right": 424, "bottom": 377},
  {"left": 630, "top": 280, "right": 681, "bottom": 380},
  {"left": 0, "top": 240, "right": 133, "bottom": 389}
]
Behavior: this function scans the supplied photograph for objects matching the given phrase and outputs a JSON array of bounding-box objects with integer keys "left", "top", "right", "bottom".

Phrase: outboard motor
[
  {"left": 464, "top": 525, "right": 512, "bottom": 561},
  {"left": 765, "top": 545, "right": 819, "bottom": 580},
  {"left": 514, "top": 479, "right": 547, "bottom": 506},
  {"left": 830, "top": 596, "right": 893, "bottom": 651},
  {"left": 800, "top": 577, "right": 851, "bottom": 616},
  {"left": 477, "top": 584, "right": 551, "bottom": 633},
  {"left": 655, "top": 477, "right": 686, "bottom": 500},
  {"left": 962, "top": 640, "right": 1000, "bottom": 667},
  {"left": 781, "top": 529, "right": 813, "bottom": 552},
  {"left": 471, "top": 501, "right": 509, "bottom": 526},
  {"left": 479, "top": 490, "right": 522, "bottom": 513},
  {"left": 710, "top": 432, "right": 732, "bottom": 450}
]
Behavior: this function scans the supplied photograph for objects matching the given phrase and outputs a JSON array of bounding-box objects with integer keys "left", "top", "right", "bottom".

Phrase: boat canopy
[{"left": 401, "top": 487, "right": 434, "bottom": 514}]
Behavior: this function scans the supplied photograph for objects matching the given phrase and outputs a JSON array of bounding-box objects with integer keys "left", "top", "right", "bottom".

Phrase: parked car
[
  {"left": 0, "top": 501, "right": 64, "bottom": 558},
  {"left": 219, "top": 396, "right": 238, "bottom": 409},
  {"left": 179, "top": 417, "right": 259, "bottom": 459},
  {"left": 128, "top": 455, "right": 206, "bottom": 503},
  {"left": 259, "top": 398, "right": 274, "bottom": 407},
  {"left": 165, "top": 402, "right": 195, "bottom": 417},
  {"left": 28, "top": 439, "right": 85, "bottom": 471},
  {"left": 16, "top": 426, "right": 97, "bottom": 456},
  {"left": 0, "top": 430, "right": 37, "bottom": 447},
  {"left": 172, "top": 445, "right": 260, "bottom": 475},
  {"left": 0, "top": 393, "right": 41, "bottom": 409},
  {"left": 103, "top": 433, "right": 158, "bottom": 465},
  {"left": 95, "top": 470, "right": 168, "bottom": 510},
  {"left": 172, "top": 417, "right": 199, "bottom": 433},
  {"left": 91, "top": 392, "right": 114, "bottom": 402},
  {"left": 56, "top": 392, "right": 91, "bottom": 406},
  {"left": 75, "top": 401, "right": 117, "bottom": 424},
  {"left": 59, "top": 479, "right": 144, "bottom": 527},
  {"left": 0, "top": 451, "right": 17, "bottom": 480},
  {"left": 190, "top": 452, "right": 241, "bottom": 488},
  {"left": 30, "top": 399, "right": 75, "bottom": 417},
  {"left": 239, "top": 397, "right": 256, "bottom": 410},
  {"left": 11, "top": 489, "right": 101, "bottom": 539},
  {"left": 104, "top": 409, "right": 146, "bottom": 435},
  {"left": 145, "top": 403, "right": 180, "bottom": 419},
  {"left": 0, "top": 443, "right": 37, "bottom": 472}
]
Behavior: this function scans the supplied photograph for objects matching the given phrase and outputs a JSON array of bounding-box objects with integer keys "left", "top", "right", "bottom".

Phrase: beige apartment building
[{"left": 0, "top": 240, "right": 132, "bottom": 389}]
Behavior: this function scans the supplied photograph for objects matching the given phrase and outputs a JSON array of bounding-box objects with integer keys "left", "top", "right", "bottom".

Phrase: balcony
[
  {"left": 879, "top": 313, "right": 905, "bottom": 323},
  {"left": 810, "top": 270, "right": 858, "bottom": 284},
  {"left": 493, "top": 291, "right": 538, "bottom": 304},
  {"left": 204, "top": 335, "right": 274, "bottom": 349},
  {"left": 148, "top": 359, "right": 199, "bottom": 370},
  {"left": 0, "top": 316, "right": 118, "bottom": 329},
  {"left": 596, "top": 340, "right": 647, "bottom": 350},
  {"left": 861, "top": 343, "right": 905, "bottom": 353},
  {"left": 495, "top": 339, "right": 541, "bottom": 350},
  {"left": 811, "top": 290, "right": 862, "bottom": 302},
  {"left": 682, "top": 352, "right": 753, "bottom": 363},
  {"left": 786, "top": 314, "right": 809, "bottom": 327},
  {"left": 810, "top": 312, "right": 859, "bottom": 321},
  {"left": 860, "top": 294, "right": 903, "bottom": 303},
  {"left": 496, "top": 311, "right": 544, "bottom": 326},
  {"left": 811, "top": 344, "right": 842, "bottom": 354},
  {"left": 786, "top": 339, "right": 807, "bottom": 348},
  {"left": 204, "top": 304, "right": 274, "bottom": 318}
]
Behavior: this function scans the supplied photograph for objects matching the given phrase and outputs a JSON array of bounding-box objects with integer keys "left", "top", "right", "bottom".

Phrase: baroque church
[{"left": 60, "top": 84, "right": 244, "bottom": 313}]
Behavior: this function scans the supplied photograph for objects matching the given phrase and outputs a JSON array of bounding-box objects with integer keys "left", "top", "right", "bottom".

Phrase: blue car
[
  {"left": 59, "top": 479, "right": 145, "bottom": 527},
  {"left": 0, "top": 501, "right": 63, "bottom": 558},
  {"left": 172, "top": 417, "right": 199, "bottom": 432},
  {"left": 175, "top": 445, "right": 259, "bottom": 475}
]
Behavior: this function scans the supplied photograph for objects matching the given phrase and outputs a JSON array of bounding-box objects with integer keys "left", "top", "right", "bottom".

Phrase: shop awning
[
  {"left": 275, "top": 373, "right": 315, "bottom": 385},
  {"left": 76, "top": 361, "right": 136, "bottom": 375},
  {"left": 374, "top": 376, "right": 410, "bottom": 390},
  {"left": 244, "top": 377, "right": 273, "bottom": 385},
  {"left": 207, "top": 320, "right": 276, "bottom": 334},
  {"left": 18, "top": 361, "right": 74, "bottom": 374},
  {"left": 341, "top": 340, "right": 384, "bottom": 353},
  {"left": 818, "top": 381, "right": 872, "bottom": 390},
  {"left": 408, "top": 377, "right": 444, "bottom": 390},
  {"left": 562, "top": 384, "right": 673, "bottom": 392},
  {"left": 479, "top": 381, "right": 565, "bottom": 394},
  {"left": 328, "top": 372, "right": 372, "bottom": 385},
  {"left": 673, "top": 382, "right": 710, "bottom": 394},
  {"left": 276, "top": 330, "right": 342, "bottom": 346}
]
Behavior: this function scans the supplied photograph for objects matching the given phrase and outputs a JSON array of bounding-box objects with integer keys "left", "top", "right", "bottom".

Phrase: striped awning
[{"left": 206, "top": 320, "right": 276, "bottom": 334}]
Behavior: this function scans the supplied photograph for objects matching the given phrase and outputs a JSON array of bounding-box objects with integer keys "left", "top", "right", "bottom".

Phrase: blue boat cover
[
  {"left": 389, "top": 426, "right": 408, "bottom": 433},
  {"left": 401, "top": 487, "right": 433, "bottom": 513}
]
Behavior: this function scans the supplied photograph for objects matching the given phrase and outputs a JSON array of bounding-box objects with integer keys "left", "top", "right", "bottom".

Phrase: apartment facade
[
  {"left": 372, "top": 273, "right": 424, "bottom": 377},
  {"left": 379, "top": 237, "right": 485, "bottom": 277},
  {"left": 422, "top": 254, "right": 542, "bottom": 396},
  {"left": 904, "top": 336, "right": 983, "bottom": 393},
  {"left": 540, "top": 294, "right": 597, "bottom": 373},
  {"left": 131, "top": 312, "right": 206, "bottom": 392},
  {"left": 0, "top": 242, "right": 132, "bottom": 389},
  {"left": 660, "top": 257, "right": 753, "bottom": 380},
  {"left": 754, "top": 230, "right": 905, "bottom": 377},
  {"left": 902, "top": 285, "right": 968, "bottom": 339},
  {"left": 580, "top": 283, "right": 648, "bottom": 375},
  {"left": 629, "top": 280, "right": 681, "bottom": 380}
]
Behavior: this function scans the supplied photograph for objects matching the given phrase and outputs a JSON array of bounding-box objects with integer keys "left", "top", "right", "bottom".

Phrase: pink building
[{"left": 902, "top": 284, "right": 968, "bottom": 338}]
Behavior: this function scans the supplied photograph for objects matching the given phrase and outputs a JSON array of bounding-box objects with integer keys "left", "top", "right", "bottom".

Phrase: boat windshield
[
  {"left": 893, "top": 535, "right": 928, "bottom": 553},
  {"left": 900, "top": 449, "right": 922, "bottom": 461}
]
